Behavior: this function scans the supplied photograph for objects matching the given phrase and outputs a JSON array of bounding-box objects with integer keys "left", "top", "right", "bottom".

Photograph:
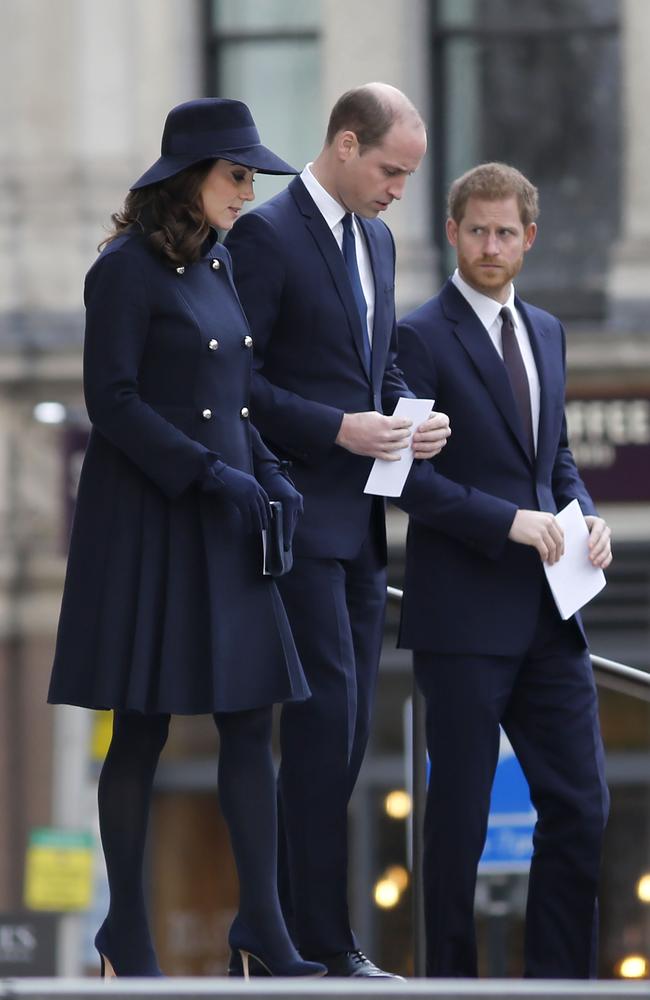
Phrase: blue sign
[{"left": 479, "top": 730, "right": 537, "bottom": 874}]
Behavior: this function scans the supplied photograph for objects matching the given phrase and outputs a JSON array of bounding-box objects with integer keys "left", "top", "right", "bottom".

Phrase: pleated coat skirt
[{"left": 48, "top": 230, "right": 309, "bottom": 715}]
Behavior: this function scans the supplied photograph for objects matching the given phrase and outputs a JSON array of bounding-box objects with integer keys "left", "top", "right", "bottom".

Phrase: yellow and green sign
[{"left": 24, "top": 828, "right": 94, "bottom": 912}]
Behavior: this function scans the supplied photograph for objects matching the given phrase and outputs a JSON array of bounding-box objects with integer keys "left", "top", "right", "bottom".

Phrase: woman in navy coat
[{"left": 47, "top": 99, "right": 324, "bottom": 980}]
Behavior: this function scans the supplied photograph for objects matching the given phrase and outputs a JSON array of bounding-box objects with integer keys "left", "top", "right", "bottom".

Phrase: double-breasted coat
[{"left": 48, "top": 229, "right": 309, "bottom": 715}]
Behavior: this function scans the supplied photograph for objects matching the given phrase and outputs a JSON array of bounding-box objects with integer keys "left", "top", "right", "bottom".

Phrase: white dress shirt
[
  {"left": 452, "top": 268, "right": 540, "bottom": 452},
  {"left": 300, "top": 163, "right": 375, "bottom": 345}
]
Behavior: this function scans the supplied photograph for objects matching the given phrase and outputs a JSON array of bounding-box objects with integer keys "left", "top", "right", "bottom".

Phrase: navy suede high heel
[
  {"left": 228, "top": 915, "right": 326, "bottom": 979},
  {"left": 95, "top": 920, "right": 163, "bottom": 978}
]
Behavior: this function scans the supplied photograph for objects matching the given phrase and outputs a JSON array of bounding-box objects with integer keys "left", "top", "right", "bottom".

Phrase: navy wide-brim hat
[{"left": 130, "top": 98, "right": 298, "bottom": 190}]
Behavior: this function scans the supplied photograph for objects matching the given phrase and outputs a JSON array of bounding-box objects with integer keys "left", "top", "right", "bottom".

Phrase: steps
[{"left": 0, "top": 977, "right": 648, "bottom": 999}]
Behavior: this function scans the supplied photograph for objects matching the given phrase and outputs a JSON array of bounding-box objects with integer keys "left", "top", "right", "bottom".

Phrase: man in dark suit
[
  {"left": 397, "top": 162, "right": 612, "bottom": 978},
  {"left": 225, "top": 83, "right": 449, "bottom": 976}
]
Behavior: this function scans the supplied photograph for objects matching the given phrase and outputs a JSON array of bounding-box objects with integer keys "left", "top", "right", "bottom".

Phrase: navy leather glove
[
  {"left": 254, "top": 464, "right": 303, "bottom": 550},
  {"left": 202, "top": 462, "right": 270, "bottom": 534}
]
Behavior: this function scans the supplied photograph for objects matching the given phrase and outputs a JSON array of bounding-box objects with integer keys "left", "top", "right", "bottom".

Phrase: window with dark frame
[
  {"left": 430, "top": 0, "right": 621, "bottom": 321},
  {"left": 204, "top": 0, "right": 323, "bottom": 206}
]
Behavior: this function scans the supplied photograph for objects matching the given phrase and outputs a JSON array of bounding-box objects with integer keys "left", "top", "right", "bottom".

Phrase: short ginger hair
[{"left": 448, "top": 162, "right": 539, "bottom": 226}]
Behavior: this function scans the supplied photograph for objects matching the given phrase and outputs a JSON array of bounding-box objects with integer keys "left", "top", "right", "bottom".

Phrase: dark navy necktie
[
  {"left": 341, "top": 213, "right": 371, "bottom": 372},
  {"left": 500, "top": 306, "right": 535, "bottom": 460}
]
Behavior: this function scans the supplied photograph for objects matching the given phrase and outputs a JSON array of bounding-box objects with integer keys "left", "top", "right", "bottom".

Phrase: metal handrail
[
  {"left": 387, "top": 586, "right": 650, "bottom": 701},
  {"left": 386, "top": 583, "right": 650, "bottom": 976}
]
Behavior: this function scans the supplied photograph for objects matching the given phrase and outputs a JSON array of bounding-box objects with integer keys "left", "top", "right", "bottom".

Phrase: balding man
[{"left": 226, "top": 84, "right": 449, "bottom": 977}]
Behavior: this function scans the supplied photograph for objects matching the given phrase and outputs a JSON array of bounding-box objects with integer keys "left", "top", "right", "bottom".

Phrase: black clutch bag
[{"left": 263, "top": 501, "right": 294, "bottom": 577}]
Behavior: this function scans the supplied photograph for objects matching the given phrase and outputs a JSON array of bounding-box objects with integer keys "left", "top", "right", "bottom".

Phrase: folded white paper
[
  {"left": 364, "top": 397, "right": 435, "bottom": 498},
  {"left": 544, "top": 499, "right": 606, "bottom": 620}
]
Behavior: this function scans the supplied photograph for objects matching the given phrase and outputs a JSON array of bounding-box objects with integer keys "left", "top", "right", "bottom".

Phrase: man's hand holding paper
[
  {"left": 411, "top": 410, "right": 451, "bottom": 459},
  {"left": 584, "top": 515, "right": 613, "bottom": 569},
  {"left": 541, "top": 499, "right": 609, "bottom": 619},
  {"left": 364, "top": 397, "right": 441, "bottom": 498}
]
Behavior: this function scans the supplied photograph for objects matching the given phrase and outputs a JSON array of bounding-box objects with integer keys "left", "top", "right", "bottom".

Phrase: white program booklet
[
  {"left": 543, "top": 499, "right": 606, "bottom": 619},
  {"left": 364, "top": 397, "right": 435, "bottom": 499}
]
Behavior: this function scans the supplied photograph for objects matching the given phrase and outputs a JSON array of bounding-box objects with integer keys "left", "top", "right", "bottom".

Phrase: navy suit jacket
[
  {"left": 225, "top": 176, "right": 412, "bottom": 560},
  {"left": 397, "top": 279, "right": 596, "bottom": 656}
]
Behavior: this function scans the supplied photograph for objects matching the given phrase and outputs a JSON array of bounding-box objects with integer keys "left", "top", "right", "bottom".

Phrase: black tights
[
  {"left": 97, "top": 707, "right": 293, "bottom": 971},
  {"left": 214, "top": 708, "right": 282, "bottom": 926}
]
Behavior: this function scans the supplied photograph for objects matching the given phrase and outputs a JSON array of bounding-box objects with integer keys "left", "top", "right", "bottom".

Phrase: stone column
[
  {"left": 0, "top": 0, "right": 203, "bottom": 320},
  {"left": 321, "top": 0, "right": 436, "bottom": 314},
  {"left": 608, "top": 0, "right": 650, "bottom": 330}
]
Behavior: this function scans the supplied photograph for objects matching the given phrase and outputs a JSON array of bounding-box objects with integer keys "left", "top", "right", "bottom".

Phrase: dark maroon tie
[{"left": 500, "top": 307, "right": 534, "bottom": 460}]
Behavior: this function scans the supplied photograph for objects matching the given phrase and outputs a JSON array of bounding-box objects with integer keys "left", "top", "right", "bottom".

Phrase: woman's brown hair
[{"left": 100, "top": 160, "right": 216, "bottom": 266}]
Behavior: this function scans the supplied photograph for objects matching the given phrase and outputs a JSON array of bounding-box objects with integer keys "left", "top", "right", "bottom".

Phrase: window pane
[
  {"left": 215, "top": 40, "right": 322, "bottom": 203},
  {"left": 211, "top": 0, "right": 321, "bottom": 32},
  {"left": 437, "top": 0, "right": 479, "bottom": 29},
  {"left": 438, "top": 29, "right": 620, "bottom": 318},
  {"left": 437, "top": 0, "right": 617, "bottom": 30}
]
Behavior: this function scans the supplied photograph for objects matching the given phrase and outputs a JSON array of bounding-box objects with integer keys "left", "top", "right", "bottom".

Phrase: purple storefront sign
[{"left": 566, "top": 396, "right": 650, "bottom": 502}]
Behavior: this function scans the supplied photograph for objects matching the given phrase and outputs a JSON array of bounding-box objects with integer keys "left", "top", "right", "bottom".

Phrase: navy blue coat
[
  {"left": 397, "top": 279, "right": 596, "bottom": 656},
  {"left": 224, "top": 177, "right": 411, "bottom": 560},
  {"left": 48, "top": 231, "right": 308, "bottom": 714}
]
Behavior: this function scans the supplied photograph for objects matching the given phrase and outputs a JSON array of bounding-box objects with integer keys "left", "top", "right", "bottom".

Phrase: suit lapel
[
  {"left": 358, "top": 216, "right": 389, "bottom": 390},
  {"left": 289, "top": 178, "right": 371, "bottom": 380},
  {"left": 441, "top": 280, "right": 533, "bottom": 465},
  {"left": 516, "top": 296, "right": 561, "bottom": 473}
]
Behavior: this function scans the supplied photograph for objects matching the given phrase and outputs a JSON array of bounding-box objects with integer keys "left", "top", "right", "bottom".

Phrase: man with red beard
[{"left": 397, "top": 163, "right": 612, "bottom": 978}]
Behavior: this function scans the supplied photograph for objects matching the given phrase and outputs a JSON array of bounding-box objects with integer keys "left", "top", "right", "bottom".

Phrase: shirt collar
[
  {"left": 300, "top": 162, "right": 347, "bottom": 232},
  {"left": 451, "top": 268, "right": 517, "bottom": 332}
]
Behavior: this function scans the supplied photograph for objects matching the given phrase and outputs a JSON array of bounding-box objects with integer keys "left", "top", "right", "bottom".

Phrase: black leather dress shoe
[{"left": 311, "top": 949, "right": 405, "bottom": 978}]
